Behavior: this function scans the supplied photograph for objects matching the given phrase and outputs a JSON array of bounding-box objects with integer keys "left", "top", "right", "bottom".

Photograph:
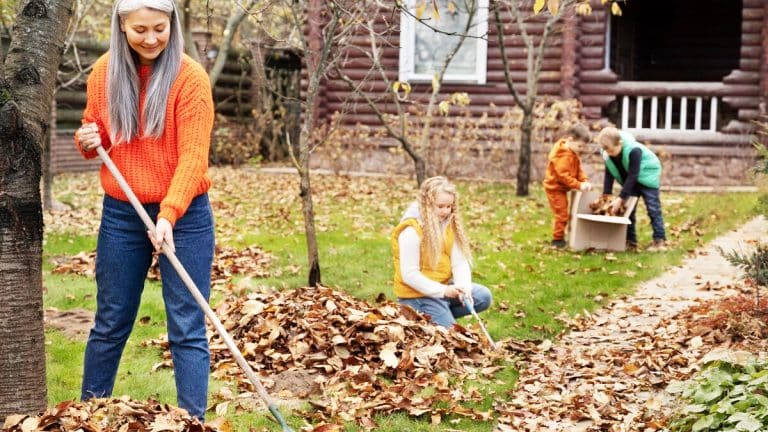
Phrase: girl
[
  {"left": 392, "top": 176, "right": 492, "bottom": 328},
  {"left": 75, "top": 0, "right": 215, "bottom": 420}
]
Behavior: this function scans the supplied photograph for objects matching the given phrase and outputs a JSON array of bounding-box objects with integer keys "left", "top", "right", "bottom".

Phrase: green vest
[{"left": 601, "top": 132, "right": 661, "bottom": 189}]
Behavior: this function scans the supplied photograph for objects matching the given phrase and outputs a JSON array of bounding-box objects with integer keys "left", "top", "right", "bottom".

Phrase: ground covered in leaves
[
  {"left": 37, "top": 168, "right": 762, "bottom": 431},
  {"left": 2, "top": 397, "right": 223, "bottom": 432},
  {"left": 146, "top": 286, "right": 514, "bottom": 429}
]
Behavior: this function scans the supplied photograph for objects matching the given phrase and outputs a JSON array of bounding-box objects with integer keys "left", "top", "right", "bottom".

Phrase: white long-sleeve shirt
[{"left": 397, "top": 202, "right": 472, "bottom": 298}]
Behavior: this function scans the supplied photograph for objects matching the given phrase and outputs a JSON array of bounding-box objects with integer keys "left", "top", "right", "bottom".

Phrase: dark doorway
[{"left": 609, "top": 0, "right": 742, "bottom": 81}]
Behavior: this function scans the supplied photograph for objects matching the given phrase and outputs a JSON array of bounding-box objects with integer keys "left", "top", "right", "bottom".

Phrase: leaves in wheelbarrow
[
  {"left": 1, "top": 397, "right": 227, "bottom": 431},
  {"left": 147, "top": 286, "right": 521, "bottom": 428},
  {"left": 50, "top": 245, "right": 273, "bottom": 286}
]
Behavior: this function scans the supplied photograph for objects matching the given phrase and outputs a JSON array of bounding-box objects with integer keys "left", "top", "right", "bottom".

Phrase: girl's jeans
[
  {"left": 398, "top": 283, "right": 493, "bottom": 328},
  {"left": 81, "top": 193, "right": 214, "bottom": 420},
  {"left": 627, "top": 186, "right": 666, "bottom": 244}
]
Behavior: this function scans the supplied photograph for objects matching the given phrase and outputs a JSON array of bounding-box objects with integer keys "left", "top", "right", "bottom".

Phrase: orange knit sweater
[{"left": 76, "top": 53, "right": 214, "bottom": 226}]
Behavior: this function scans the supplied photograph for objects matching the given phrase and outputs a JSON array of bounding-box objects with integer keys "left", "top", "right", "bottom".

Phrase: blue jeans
[
  {"left": 627, "top": 186, "right": 666, "bottom": 244},
  {"left": 82, "top": 193, "right": 214, "bottom": 420},
  {"left": 398, "top": 283, "right": 493, "bottom": 328}
]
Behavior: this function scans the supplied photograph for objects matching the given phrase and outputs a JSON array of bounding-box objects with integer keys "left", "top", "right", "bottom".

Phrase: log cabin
[
  {"left": 313, "top": 0, "right": 768, "bottom": 186},
  {"left": 47, "top": 1, "right": 767, "bottom": 186}
]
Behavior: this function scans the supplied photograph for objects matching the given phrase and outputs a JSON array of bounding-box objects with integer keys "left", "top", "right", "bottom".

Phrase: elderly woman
[{"left": 75, "top": 0, "right": 215, "bottom": 419}]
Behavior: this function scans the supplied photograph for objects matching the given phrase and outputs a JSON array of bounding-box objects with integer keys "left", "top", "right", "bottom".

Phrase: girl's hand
[
  {"left": 76, "top": 122, "right": 101, "bottom": 151},
  {"left": 444, "top": 285, "right": 469, "bottom": 304},
  {"left": 149, "top": 218, "right": 175, "bottom": 253}
]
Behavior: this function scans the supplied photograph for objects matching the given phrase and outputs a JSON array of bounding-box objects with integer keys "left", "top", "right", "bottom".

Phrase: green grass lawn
[{"left": 42, "top": 167, "right": 759, "bottom": 431}]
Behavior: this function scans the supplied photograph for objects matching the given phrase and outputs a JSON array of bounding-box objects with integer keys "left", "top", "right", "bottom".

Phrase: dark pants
[
  {"left": 82, "top": 193, "right": 214, "bottom": 420},
  {"left": 627, "top": 186, "right": 666, "bottom": 244}
]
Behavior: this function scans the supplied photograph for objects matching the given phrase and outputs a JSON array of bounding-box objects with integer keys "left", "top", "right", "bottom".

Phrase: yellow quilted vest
[{"left": 391, "top": 218, "right": 454, "bottom": 298}]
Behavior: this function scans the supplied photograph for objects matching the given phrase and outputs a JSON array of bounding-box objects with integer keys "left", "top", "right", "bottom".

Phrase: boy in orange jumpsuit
[{"left": 542, "top": 123, "right": 593, "bottom": 248}]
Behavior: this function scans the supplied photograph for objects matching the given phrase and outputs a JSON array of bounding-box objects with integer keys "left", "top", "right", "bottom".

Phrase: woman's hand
[
  {"left": 76, "top": 122, "right": 102, "bottom": 151},
  {"left": 149, "top": 218, "right": 175, "bottom": 253}
]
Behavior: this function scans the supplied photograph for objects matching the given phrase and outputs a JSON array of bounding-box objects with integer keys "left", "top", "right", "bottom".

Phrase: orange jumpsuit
[{"left": 542, "top": 139, "right": 588, "bottom": 241}]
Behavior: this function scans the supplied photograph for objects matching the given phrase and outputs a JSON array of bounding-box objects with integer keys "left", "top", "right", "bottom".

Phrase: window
[{"left": 399, "top": 0, "right": 489, "bottom": 84}]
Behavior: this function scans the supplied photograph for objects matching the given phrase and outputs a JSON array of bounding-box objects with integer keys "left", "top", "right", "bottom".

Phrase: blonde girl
[{"left": 392, "top": 176, "right": 492, "bottom": 328}]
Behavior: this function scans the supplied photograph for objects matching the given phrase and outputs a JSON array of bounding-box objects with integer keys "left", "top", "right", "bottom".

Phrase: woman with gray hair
[{"left": 74, "top": 0, "right": 215, "bottom": 420}]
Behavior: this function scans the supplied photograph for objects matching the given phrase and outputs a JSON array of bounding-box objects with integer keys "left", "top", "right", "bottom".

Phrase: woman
[
  {"left": 75, "top": 0, "right": 214, "bottom": 420},
  {"left": 392, "top": 176, "right": 492, "bottom": 328}
]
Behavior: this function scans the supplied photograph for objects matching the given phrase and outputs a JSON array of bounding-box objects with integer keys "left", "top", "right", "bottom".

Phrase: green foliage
[
  {"left": 665, "top": 361, "right": 768, "bottom": 432},
  {"left": 720, "top": 244, "right": 768, "bottom": 288}
]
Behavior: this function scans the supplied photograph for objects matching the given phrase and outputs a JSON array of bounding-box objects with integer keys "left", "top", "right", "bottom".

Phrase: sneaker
[
  {"left": 625, "top": 241, "right": 638, "bottom": 251},
  {"left": 551, "top": 239, "right": 567, "bottom": 249},
  {"left": 647, "top": 239, "right": 668, "bottom": 252}
]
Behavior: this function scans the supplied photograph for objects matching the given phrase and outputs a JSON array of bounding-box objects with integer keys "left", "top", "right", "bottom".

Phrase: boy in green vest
[{"left": 598, "top": 127, "right": 667, "bottom": 251}]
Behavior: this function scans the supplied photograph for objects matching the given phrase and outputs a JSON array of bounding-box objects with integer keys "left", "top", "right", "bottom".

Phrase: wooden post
[{"left": 560, "top": 7, "right": 578, "bottom": 98}]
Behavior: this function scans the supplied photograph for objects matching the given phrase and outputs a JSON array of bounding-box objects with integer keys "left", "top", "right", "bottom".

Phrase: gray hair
[{"left": 107, "top": 0, "right": 183, "bottom": 143}]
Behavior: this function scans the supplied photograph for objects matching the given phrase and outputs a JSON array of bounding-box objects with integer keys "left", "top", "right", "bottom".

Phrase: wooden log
[
  {"left": 738, "top": 109, "right": 762, "bottom": 121},
  {"left": 55, "top": 90, "right": 87, "bottom": 106},
  {"left": 631, "top": 130, "right": 756, "bottom": 148},
  {"left": 486, "top": 58, "right": 563, "bottom": 71},
  {"left": 723, "top": 70, "right": 760, "bottom": 84},
  {"left": 743, "top": 8, "right": 764, "bottom": 20},
  {"left": 56, "top": 109, "right": 84, "bottom": 124},
  {"left": 739, "top": 58, "right": 761, "bottom": 71},
  {"left": 581, "top": 106, "right": 603, "bottom": 119},
  {"left": 721, "top": 96, "right": 761, "bottom": 109},
  {"left": 741, "top": 33, "right": 763, "bottom": 45},
  {"left": 578, "top": 34, "right": 604, "bottom": 46},
  {"left": 579, "top": 22, "right": 606, "bottom": 35},
  {"left": 487, "top": 46, "right": 562, "bottom": 60},
  {"left": 215, "top": 73, "right": 253, "bottom": 87},
  {"left": 743, "top": 21, "right": 763, "bottom": 33},
  {"left": 763, "top": 0, "right": 768, "bottom": 100},
  {"left": 578, "top": 58, "right": 605, "bottom": 70},
  {"left": 741, "top": 46, "right": 762, "bottom": 59},
  {"left": 578, "top": 69, "right": 618, "bottom": 83},
  {"left": 580, "top": 46, "right": 605, "bottom": 58},
  {"left": 579, "top": 82, "right": 760, "bottom": 97},
  {"left": 579, "top": 94, "right": 616, "bottom": 107}
]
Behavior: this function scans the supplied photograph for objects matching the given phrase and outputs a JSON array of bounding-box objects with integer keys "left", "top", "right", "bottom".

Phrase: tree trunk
[
  {"left": 414, "top": 156, "right": 426, "bottom": 187},
  {"left": 179, "top": 0, "right": 201, "bottom": 64},
  {"left": 516, "top": 109, "right": 533, "bottom": 196},
  {"left": 42, "top": 102, "right": 54, "bottom": 210},
  {"left": 208, "top": 0, "right": 256, "bottom": 88},
  {"left": 0, "top": 0, "right": 73, "bottom": 421},
  {"left": 299, "top": 168, "right": 321, "bottom": 287}
]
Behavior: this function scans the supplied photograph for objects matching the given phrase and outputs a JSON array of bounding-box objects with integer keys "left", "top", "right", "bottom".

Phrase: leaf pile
[
  {"left": 494, "top": 295, "right": 727, "bottom": 431},
  {"left": 589, "top": 195, "right": 625, "bottom": 216},
  {"left": 51, "top": 245, "right": 273, "bottom": 286},
  {"left": 1, "top": 397, "right": 224, "bottom": 432},
  {"left": 149, "top": 286, "right": 516, "bottom": 427}
]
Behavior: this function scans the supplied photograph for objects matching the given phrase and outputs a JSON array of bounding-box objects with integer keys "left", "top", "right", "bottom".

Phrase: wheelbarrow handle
[{"left": 95, "top": 146, "right": 294, "bottom": 431}]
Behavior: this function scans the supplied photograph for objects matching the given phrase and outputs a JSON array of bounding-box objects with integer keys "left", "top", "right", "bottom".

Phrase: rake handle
[
  {"left": 96, "top": 146, "right": 293, "bottom": 430},
  {"left": 463, "top": 294, "right": 498, "bottom": 351}
]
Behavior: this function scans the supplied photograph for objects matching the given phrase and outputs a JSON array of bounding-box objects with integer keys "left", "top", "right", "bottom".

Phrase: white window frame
[{"left": 399, "top": 0, "right": 488, "bottom": 84}]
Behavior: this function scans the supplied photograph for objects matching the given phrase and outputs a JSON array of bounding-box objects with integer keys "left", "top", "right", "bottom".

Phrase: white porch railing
[{"left": 614, "top": 82, "right": 725, "bottom": 133}]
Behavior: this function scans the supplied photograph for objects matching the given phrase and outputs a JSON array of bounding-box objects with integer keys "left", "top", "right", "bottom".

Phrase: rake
[
  {"left": 96, "top": 146, "right": 294, "bottom": 432},
  {"left": 463, "top": 294, "right": 497, "bottom": 351}
]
